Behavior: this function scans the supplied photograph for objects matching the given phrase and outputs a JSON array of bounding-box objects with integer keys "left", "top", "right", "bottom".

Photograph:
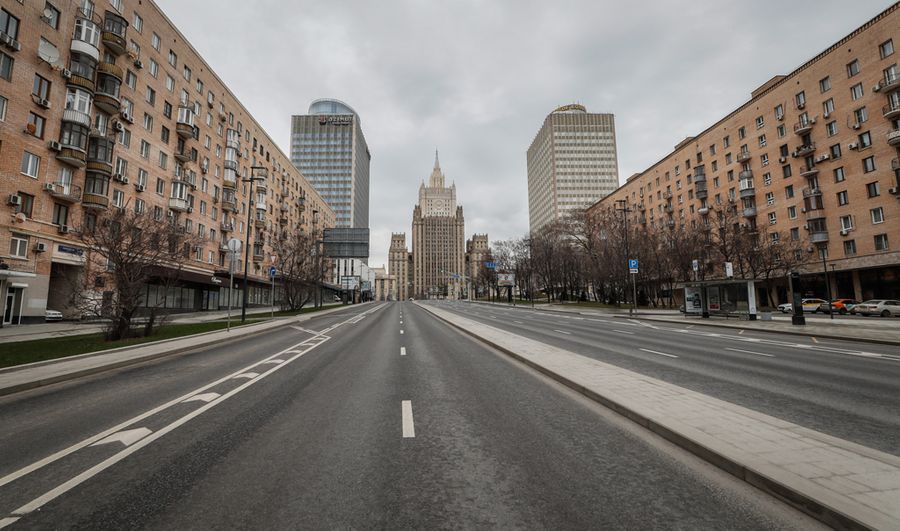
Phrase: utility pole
[{"left": 616, "top": 200, "right": 636, "bottom": 316}]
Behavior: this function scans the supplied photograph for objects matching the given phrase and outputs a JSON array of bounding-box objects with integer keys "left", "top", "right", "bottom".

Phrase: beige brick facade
[{"left": 0, "top": 0, "right": 333, "bottom": 323}]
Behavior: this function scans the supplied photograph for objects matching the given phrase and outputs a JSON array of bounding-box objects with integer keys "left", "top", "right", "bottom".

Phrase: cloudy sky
[{"left": 156, "top": 0, "right": 890, "bottom": 267}]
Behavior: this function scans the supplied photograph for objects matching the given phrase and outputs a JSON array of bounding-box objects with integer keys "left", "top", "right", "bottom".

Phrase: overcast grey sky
[{"left": 156, "top": 0, "right": 891, "bottom": 267}]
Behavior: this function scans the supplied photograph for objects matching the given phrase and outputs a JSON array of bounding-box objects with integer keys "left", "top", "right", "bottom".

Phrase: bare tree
[
  {"left": 73, "top": 209, "right": 200, "bottom": 341},
  {"left": 273, "top": 228, "right": 324, "bottom": 311}
]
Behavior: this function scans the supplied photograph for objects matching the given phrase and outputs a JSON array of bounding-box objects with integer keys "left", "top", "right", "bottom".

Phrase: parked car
[
  {"left": 44, "top": 309, "right": 63, "bottom": 322},
  {"left": 851, "top": 300, "right": 900, "bottom": 317},
  {"left": 818, "top": 299, "right": 860, "bottom": 315},
  {"left": 777, "top": 298, "right": 827, "bottom": 313}
]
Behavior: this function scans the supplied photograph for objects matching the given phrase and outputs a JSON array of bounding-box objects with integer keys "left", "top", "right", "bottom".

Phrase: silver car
[{"left": 852, "top": 300, "right": 900, "bottom": 317}]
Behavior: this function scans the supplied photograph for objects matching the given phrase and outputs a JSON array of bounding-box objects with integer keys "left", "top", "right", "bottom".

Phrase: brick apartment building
[
  {"left": 588, "top": 3, "right": 900, "bottom": 304},
  {"left": 0, "top": 0, "right": 334, "bottom": 324}
]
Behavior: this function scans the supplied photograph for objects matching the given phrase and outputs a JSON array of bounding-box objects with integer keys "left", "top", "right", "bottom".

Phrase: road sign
[
  {"left": 226, "top": 238, "right": 242, "bottom": 253},
  {"left": 498, "top": 273, "right": 515, "bottom": 286},
  {"left": 725, "top": 261, "right": 734, "bottom": 278},
  {"left": 269, "top": 266, "right": 277, "bottom": 279},
  {"left": 485, "top": 261, "right": 496, "bottom": 269},
  {"left": 692, "top": 259, "right": 699, "bottom": 272},
  {"left": 628, "top": 259, "right": 639, "bottom": 269}
]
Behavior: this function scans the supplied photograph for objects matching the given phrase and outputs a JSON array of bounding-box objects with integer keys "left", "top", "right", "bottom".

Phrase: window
[
  {"left": 844, "top": 240, "right": 857, "bottom": 256},
  {"left": 790, "top": 227, "right": 800, "bottom": 241},
  {"left": 858, "top": 131, "right": 872, "bottom": 149},
  {"left": 151, "top": 32, "right": 160, "bottom": 50},
  {"left": 161, "top": 126, "right": 170, "bottom": 144},
  {"left": 777, "top": 124, "right": 786, "bottom": 138},
  {"left": 834, "top": 167, "right": 845, "bottom": 183},
  {"left": 866, "top": 181, "right": 880, "bottom": 198},
  {"left": 788, "top": 206, "right": 797, "bottom": 219},
  {"left": 146, "top": 86, "right": 156, "bottom": 105},
  {"left": 723, "top": 135, "right": 730, "bottom": 148},
  {"left": 183, "top": 65, "right": 191, "bottom": 81},
  {"left": 27, "top": 113, "right": 46, "bottom": 138},
  {"left": 763, "top": 172, "right": 772, "bottom": 186},
  {"left": 826, "top": 121, "right": 837, "bottom": 136},
  {"left": 881, "top": 39, "right": 894, "bottom": 59},
  {"left": 163, "top": 101, "right": 172, "bottom": 118},
  {"left": 135, "top": 198, "right": 144, "bottom": 213},
  {"left": 847, "top": 59, "right": 860, "bottom": 77},
  {"left": 148, "top": 59, "right": 158, "bottom": 78},
  {"left": 862, "top": 156, "right": 876, "bottom": 174},
  {"left": 20, "top": 152, "right": 40, "bottom": 177},
  {"left": 137, "top": 168, "right": 148, "bottom": 187},
  {"left": 166, "top": 74, "right": 174, "bottom": 92},
  {"left": 738, "top": 126, "right": 746, "bottom": 140},
  {"left": 851, "top": 83, "right": 863, "bottom": 100},
  {"left": 795, "top": 91, "right": 806, "bottom": 108},
  {"left": 16, "top": 192, "right": 34, "bottom": 218},
  {"left": 837, "top": 190, "right": 849, "bottom": 206},
  {"left": 153, "top": 205, "right": 163, "bottom": 221},
  {"left": 1, "top": 8, "right": 19, "bottom": 40},
  {"left": 168, "top": 50, "right": 177, "bottom": 67},
  {"left": 1, "top": 52, "right": 14, "bottom": 81},
  {"left": 52, "top": 203, "right": 69, "bottom": 227},
  {"left": 839, "top": 215, "right": 853, "bottom": 232},
  {"left": 854, "top": 107, "right": 868, "bottom": 125},
  {"left": 830, "top": 144, "right": 842, "bottom": 160},
  {"left": 819, "top": 76, "right": 831, "bottom": 92},
  {"left": 33, "top": 74, "right": 51, "bottom": 100},
  {"left": 874, "top": 234, "right": 889, "bottom": 251},
  {"left": 755, "top": 116, "right": 764, "bottom": 129},
  {"left": 42, "top": 2, "right": 61, "bottom": 29},
  {"left": 782, "top": 165, "right": 792, "bottom": 178},
  {"left": 140, "top": 140, "right": 150, "bottom": 158},
  {"left": 871, "top": 207, "right": 884, "bottom": 224},
  {"left": 158, "top": 152, "right": 168, "bottom": 169},
  {"left": 196, "top": 79, "right": 204, "bottom": 94},
  {"left": 758, "top": 134, "right": 767, "bottom": 147},
  {"left": 884, "top": 64, "right": 899, "bottom": 85},
  {"left": 822, "top": 98, "right": 834, "bottom": 116},
  {"left": 8, "top": 232, "right": 28, "bottom": 258},
  {"left": 0, "top": 94, "right": 6, "bottom": 120},
  {"left": 156, "top": 178, "right": 164, "bottom": 194},
  {"left": 118, "top": 127, "right": 130, "bottom": 147},
  {"left": 109, "top": 0, "right": 122, "bottom": 11},
  {"left": 125, "top": 69, "right": 136, "bottom": 89},
  {"left": 765, "top": 192, "right": 775, "bottom": 205},
  {"left": 132, "top": 12, "right": 142, "bottom": 32},
  {"left": 115, "top": 156, "right": 127, "bottom": 176},
  {"left": 767, "top": 212, "right": 777, "bottom": 225},
  {"left": 112, "top": 189, "right": 124, "bottom": 208}
]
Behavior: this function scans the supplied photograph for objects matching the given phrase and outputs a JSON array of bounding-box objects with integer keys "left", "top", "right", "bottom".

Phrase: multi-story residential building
[
  {"left": 411, "top": 152, "right": 467, "bottom": 299},
  {"left": 388, "top": 232, "right": 410, "bottom": 301},
  {"left": 587, "top": 3, "right": 900, "bottom": 303},
  {"left": 0, "top": 0, "right": 333, "bottom": 324},
  {"left": 527, "top": 104, "right": 619, "bottom": 233},
  {"left": 290, "top": 99, "right": 370, "bottom": 231},
  {"left": 465, "top": 233, "right": 490, "bottom": 299}
]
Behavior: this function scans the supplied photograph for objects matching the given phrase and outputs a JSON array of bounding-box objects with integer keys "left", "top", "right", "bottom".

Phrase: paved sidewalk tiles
[{"left": 423, "top": 303, "right": 900, "bottom": 530}]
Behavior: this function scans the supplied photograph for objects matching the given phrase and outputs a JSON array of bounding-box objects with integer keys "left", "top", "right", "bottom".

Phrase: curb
[
  {"left": 417, "top": 302, "right": 873, "bottom": 530},
  {"left": 0, "top": 303, "right": 367, "bottom": 398}
]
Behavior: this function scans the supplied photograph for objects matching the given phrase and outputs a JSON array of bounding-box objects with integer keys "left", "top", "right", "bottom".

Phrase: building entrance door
[{"left": 3, "top": 288, "right": 21, "bottom": 325}]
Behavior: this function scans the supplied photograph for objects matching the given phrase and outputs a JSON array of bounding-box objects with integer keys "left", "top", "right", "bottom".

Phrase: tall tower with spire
[{"left": 411, "top": 150, "right": 467, "bottom": 299}]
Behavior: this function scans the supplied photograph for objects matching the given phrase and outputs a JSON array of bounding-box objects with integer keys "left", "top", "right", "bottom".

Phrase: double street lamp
[
  {"left": 615, "top": 199, "right": 637, "bottom": 316},
  {"left": 240, "top": 166, "right": 268, "bottom": 323}
]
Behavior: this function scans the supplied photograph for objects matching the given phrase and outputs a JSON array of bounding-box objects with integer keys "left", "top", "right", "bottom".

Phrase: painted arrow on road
[{"left": 90, "top": 427, "right": 152, "bottom": 447}]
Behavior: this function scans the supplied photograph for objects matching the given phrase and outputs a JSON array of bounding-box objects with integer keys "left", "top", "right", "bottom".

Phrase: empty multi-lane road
[{"left": 0, "top": 301, "right": 856, "bottom": 528}]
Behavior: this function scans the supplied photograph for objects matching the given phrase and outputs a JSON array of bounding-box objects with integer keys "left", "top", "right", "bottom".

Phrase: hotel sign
[{"left": 318, "top": 115, "right": 353, "bottom": 126}]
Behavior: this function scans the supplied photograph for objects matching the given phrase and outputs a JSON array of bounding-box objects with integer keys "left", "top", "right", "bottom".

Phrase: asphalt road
[
  {"left": 0, "top": 302, "right": 821, "bottom": 528},
  {"left": 432, "top": 300, "right": 900, "bottom": 456}
]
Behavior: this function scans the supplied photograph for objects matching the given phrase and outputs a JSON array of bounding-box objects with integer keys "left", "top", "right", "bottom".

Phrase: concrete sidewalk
[
  {"left": 465, "top": 300, "right": 900, "bottom": 346},
  {"left": 0, "top": 303, "right": 344, "bottom": 343},
  {"left": 421, "top": 303, "right": 900, "bottom": 530},
  {"left": 0, "top": 303, "right": 364, "bottom": 398}
]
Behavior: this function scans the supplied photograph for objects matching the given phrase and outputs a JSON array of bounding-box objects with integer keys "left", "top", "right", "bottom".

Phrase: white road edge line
[
  {"left": 612, "top": 329, "right": 635, "bottom": 335},
  {"left": 639, "top": 348, "right": 679, "bottom": 358},
  {"left": 401, "top": 400, "right": 415, "bottom": 438},
  {"left": 0, "top": 304, "right": 384, "bottom": 493},
  {"left": 726, "top": 347, "right": 775, "bottom": 358},
  {"left": 552, "top": 329, "right": 571, "bottom": 335}
]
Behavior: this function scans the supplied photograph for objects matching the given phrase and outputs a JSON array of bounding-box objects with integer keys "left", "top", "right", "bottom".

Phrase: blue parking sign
[
  {"left": 628, "top": 259, "right": 639, "bottom": 269},
  {"left": 269, "top": 266, "right": 277, "bottom": 278}
]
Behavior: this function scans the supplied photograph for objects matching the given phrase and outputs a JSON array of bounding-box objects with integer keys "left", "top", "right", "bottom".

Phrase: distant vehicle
[
  {"left": 44, "top": 309, "right": 63, "bottom": 321},
  {"left": 851, "top": 300, "right": 900, "bottom": 317},
  {"left": 818, "top": 299, "right": 860, "bottom": 315},
  {"left": 778, "top": 298, "right": 827, "bottom": 313}
]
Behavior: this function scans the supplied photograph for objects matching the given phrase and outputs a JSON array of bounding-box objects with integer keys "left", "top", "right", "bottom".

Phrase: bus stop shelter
[{"left": 682, "top": 279, "right": 760, "bottom": 320}]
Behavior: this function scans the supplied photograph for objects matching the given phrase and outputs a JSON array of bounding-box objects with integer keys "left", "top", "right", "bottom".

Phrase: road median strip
[{"left": 418, "top": 302, "right": 900, "bottom": 531}]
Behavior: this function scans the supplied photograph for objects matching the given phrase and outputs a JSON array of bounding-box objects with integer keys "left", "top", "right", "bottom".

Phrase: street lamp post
[
  {"left": 241, "top": 166, "right": 268, "bottom": 323},
  {"left": 820, "top": 244, "right": 834, "bottom": 320},
  {"left": 615, "top": 200, "right": 636, "bottom": 316}
]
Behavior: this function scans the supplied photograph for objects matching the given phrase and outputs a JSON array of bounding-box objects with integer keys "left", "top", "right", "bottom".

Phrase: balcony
[
  {"left": 222, "top": 196, "right": 237, "bottom": 211},
  {"left": 279, "top": 216, "right": 289, "bottom": 224},
  {"left": 97, "top": 61, "right": 123, "bottom": 81},
  {"left": 93, "top": 66, "right": 122, "bottom": 115},
  {"left": 280, "top": 203, "right": 290, "bottom": 212},
  {"left": 663, "top": 204, "right": 674, "bottom": 214},
  {"left": 639, "top": 216, "right": 647, "bottom": 225},
  {"left": 223, "top": 172, "right": 237, "bottom": 189},
  {"left": 66, "top": 71, "right": 95, "bottom": 93},
  {"left": 810, "top": 231, "right": 829, "bottom": 244},
  {"left": 255, "top": 180, "right": 268, "bottom": 192},
  {"left": 56, "top": 147, "right": 86, "bottom": 168},
  {"left": 226, "top": 129, "right": 241, "bottom": 151},
  {"left": 793, "top": 143, "right": 816, "bottom": 157},
  {"left": 739, "top": 185, "right": 755, "bottom": 199},
  {"left": 793, "top": 118, "right": 815, "bottom": 135},
  {"left": 892, "top": 158, "right": 900, "bottom": 171},
  {"left": 252, "top": 253, "right": 264, "bottom": 263},
  {"left": 887, "top": 129, "right": 900, "bottom": 147},
  {"left": 666, "top": 220, "right": 676, "bottom": 228},
  {"left": 802, "top": 187, "right": 822, "bottom": 198},
  {"left": 176, "top": 107, "right": 196, "bottom": 139},
  {"left": 805, "top": 208, "right": 826, "bottom": 220},
  {"left": 884, "top": 102, "right": 900, "bottom": 120},
  {"left": 62, "top": 108, "right": 92, "bottom": 128},
  {"left": 742, "top": 207, "right": 757, "bottom": 218},
  {"left": 698, "top": 206, "right": 710, "bottom": 215},
  {"left": 86, "top": 138, "right": 114, "bottom": 176},
  {"left": 799, "top": 165, "right": 819, "bottom": 178},
  {"left": 255, "top": 201, "right": 267, "bottom": 211},
  {"left": 174, "top": 148, "right": 193, "bottom": 163},
  {"left": 101, "top": 13, "right": 128, "bottom": 55},
  {"left": 662, "top": 190, "right": 672, "bottom": 199},
  {"left": 877, "top": 72, "right": 900, "bottom": 93},
  {"left": 46, "top": 183, "right": 82, "bottom": 203},
  {"left": 220, "top": 220, "right": 234, "bottom": 232},
  {"left": 695, "top": 188, "right": 708, "bottom": 199},
  {"left": 736, "top": 151, "right": 751, "bottom": 163},
  {"left": 70, "top": 35, "right": 100, "bottom": 63},
  {"left": 168, "top": 197, "right": 190, "bottom": 212},
  {"left": 82, "top": 192, "right": 109, "bottom": 210},
  {"left": 636, "top": 202, "right": 645, "bottom": 211}
]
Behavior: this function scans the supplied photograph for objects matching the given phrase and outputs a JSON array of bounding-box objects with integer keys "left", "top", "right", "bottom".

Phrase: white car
[
  {"left": 44, "top": 310, "right": 63, "bottom": 321},
  {"left": 852, "top": 300, "right": 900, "bottom": 317}
]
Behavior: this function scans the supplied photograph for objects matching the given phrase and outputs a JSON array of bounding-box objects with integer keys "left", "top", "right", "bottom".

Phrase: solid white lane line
[
  {"left": 8, "top": 333, "right": 333, "bottom": 519},
  {"left": 400, "top": 330, "right": 404, "bottom": 335},
  {"left": 400, "top": 347, "right": 406, "bottom": 356},
  {"left": 400, "top": 320, "right": 403, "bottom": 324},
  {"left": 726, "top": 347, "right": 775, "bottom": 358},
  {"left": 401, "top": 400, "right": 415, "bottom": 438},
  {"left": 0, "top": 517, "right": 20, "bottom": 528},
  {"left": 233, "top": 372, "right": 259, "bottom": 379},
  {"left": 639, "top": 348, "right": 679, "bottom": 358},
  {"left": 260, "top": 359, "right": 285, "bottom": 364},
  {"left": 182, "top": 392, "right": 221, "bottom": 403},
  {"left": 613, "top": 329, "right": 635, "bottom": 335},
  {"left": 89, "top": 428, "right": 152, "bottom": 447},
  {"left": 552, "top": 329, "right": 572, "bottom": 335},
  {"left": 514, "top": 320, "right": 523, "bottom": 324}
]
